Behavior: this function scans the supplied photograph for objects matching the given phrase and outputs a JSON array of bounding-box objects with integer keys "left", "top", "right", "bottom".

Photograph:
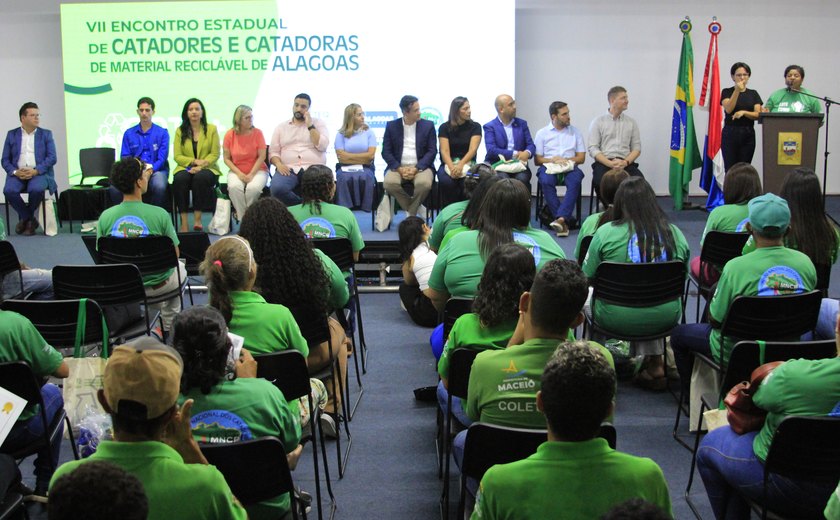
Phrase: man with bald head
[{"left": 483, "top": 94, "right": 535, "bottom": 187}]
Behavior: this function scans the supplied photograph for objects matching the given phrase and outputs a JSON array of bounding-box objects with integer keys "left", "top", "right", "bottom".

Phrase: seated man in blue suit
[
  {"left": 535, "top": 101, "right": 586, "bottom": 237},
  {"left": 483, "top": 94, "right": 535, "bottom": 188},
  {"left": 2, "top": 102, "right": 57, "bottom": 236},
  {"left": 382, "top": 95, "right": 436, "bottom": 218}
]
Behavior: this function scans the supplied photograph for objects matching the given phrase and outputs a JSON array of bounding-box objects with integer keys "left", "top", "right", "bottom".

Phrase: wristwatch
[{"left": 307, "top": 125, "right": 316, "bottom": 131}]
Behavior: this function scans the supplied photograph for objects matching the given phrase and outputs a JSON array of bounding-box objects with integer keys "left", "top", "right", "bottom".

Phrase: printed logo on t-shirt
[
  {"left": 736, "top": 218, "right": 749, "bottom": 232},
  {"left": 757, "top": 266, "right": 805, "bottom": 296},
  {"left": 512, "top": 232, "right": 541, "bottom": 265},
  {"left": 190, "top": 409, "right": 254, "bottom": 443},
  {"left": 300, "top": 217, "right": 336, "bottom": 239},
  {"left": 110, "top": 215, "right": 149, "bottom": 238},
  {"left": 829, "top": 401, "right": 840, "bottom": 417},
  {"left": 627, "top": 233, "right": 668, "bottom": 263},
  {"left": 497, "top": 359, "right": 536, "bottom": 394}
]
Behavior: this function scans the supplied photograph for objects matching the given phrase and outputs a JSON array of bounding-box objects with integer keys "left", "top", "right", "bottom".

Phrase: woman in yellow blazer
[{"left": 173, "top": 98, "right": 221, "bottom": 231}]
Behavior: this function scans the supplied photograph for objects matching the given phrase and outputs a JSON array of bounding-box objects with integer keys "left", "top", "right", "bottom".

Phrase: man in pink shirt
[{"left": 269, "top": 93, "right": 329, "bottom": 205}]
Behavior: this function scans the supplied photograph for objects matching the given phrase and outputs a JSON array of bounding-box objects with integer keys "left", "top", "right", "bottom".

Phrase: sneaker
[
  {"left": 150, "top": 326, "right": 165, "bottom": 342},
  {"left": 294, "top": 486, "right": 312, "bottom": 514},
  {"left": 22, "top": 483, "right": 48, "bottom": 503},
  {"left": 320, "top": 413, "right": 338, "bottom": 439},
  {"left": 550, "top": 218, "right": 570, "bottom": 237}
]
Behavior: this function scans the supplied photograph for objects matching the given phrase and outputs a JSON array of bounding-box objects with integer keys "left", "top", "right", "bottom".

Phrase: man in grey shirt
[{"left": 587, "top": 86, "right": 643, "bottom": 200}]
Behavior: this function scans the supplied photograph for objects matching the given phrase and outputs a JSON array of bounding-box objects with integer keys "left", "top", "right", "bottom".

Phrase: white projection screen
[{"left": 60, "top": 0, "right": 516, "bottom": 181}]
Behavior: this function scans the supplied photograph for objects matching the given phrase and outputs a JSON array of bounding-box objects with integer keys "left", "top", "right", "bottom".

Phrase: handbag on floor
[
  {"left": 208, "top": 193, "right": 231, "bottom": 235},
  {"left": 63, "top": 298, "right": 110, "bottom": 436}
]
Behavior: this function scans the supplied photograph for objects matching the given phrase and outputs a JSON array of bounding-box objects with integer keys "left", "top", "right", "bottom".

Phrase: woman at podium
[
  {"left": 721, "top": 62, "right": 764, "bottom": 171},
  {"left": 764, "top": 65, "right": 822, "bottom": 114}
]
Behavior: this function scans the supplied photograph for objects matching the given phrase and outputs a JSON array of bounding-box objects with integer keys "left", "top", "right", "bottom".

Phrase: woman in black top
[
  {"left": 437, "top": 96, "right": 482, "bottom": 208},
  {"left": 721, "top": 62, "right": 763, "bottom": 172}
]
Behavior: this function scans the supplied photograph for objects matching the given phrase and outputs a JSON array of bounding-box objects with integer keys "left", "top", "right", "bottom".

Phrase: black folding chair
[
  {"left": 684, "top": 231, "right": 750, "bottom": 323},
  {"left": 585, "top": 261, "right": 687, "bottom": 342},
  {"left": 60, "top": 147, "right": 114, "bottom": 232},
  {"left": 0, "top": 362, "right": 79, "bottom": 464},
  {"left": 1, "top": 298, "right": 108, "bottom": 356},
  {"left": 289, "top": 305, "right": 352, "bottom": 480},
  {"left": 97, "top": 235, "right": 187, "bottom": 309},
  {"left": 815, "top": 263, "right": 832, "bottom": 298},
  {"left": 535, "top": 170, "right": 582, "bottom": 229},
  {"left": 747, "top": 416, "right": 840, "bottom": 520},
  {"left": 683, "top": 339, "right": 838, "bottom": 519},
  {"left": 456, "top": 422, "right": 617, "bottom": 519},
  {"left": 439, "top": 348, "right": 479, "bottom": 520},
  {"left": 441, "top": 298, "right": 474, "bottom": 340},
  {"left": 53, "top": 264, "right": 159, "bottom": 342},
  {"left": 176, "top": 231, "right": 211, "bottom": 304},
  {"left": 200, "top": 436, "right": 303, "bottom": 520},
  {"left": 0, "top": 241, "right": 26, "bottom": 299},
  {"left": 255, "top": 350, "right": 334, "bottom": 520},
  {"left": 673, "top": 290, "right": 823, "bottom": 450}
]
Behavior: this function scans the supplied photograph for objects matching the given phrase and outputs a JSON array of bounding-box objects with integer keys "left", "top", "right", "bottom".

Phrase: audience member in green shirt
[
  {"left": 429, "top": 163, "right": 496, "bottom": 251},
  {"left": 437, "top": 243, "right": 536, "bottom": 425},
  {"left": 472, "top": 342, "right": 671, "bottom": 520},
  {"left": 573, "top": 167, "right": 628, "bottom": 262}
]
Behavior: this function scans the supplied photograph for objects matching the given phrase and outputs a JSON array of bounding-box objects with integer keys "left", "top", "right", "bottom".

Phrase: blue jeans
[
  {"left": 2, "top": 268, "right": 53, "bottom": 300},
  {"left": 270, "top": 169, "right": 302, "bottom": 206},
  {"left": 335, "top": 167, "right": 375, "bottom": 212},
  {"left": 3, "top": 383, "right": 64, "bottom": 488},
  {"left": 496, "top": 168, "right": 531, "bottom": 190},
  {"left": 670, "top": 323, "right": 713, "bottom": 398},
  {"left": 3, "top": 174, "right": 49, "bottom": 222},
  {"left": 109, "top": 170, "right": 168, "bottom": 208},
  {"left": 697, "top": 426, "right": 834, "bottom": 519},
  {"left": 436, "top": 380, "right": 472, "bottom": 428},
  {"left": 537, "top": 165, "right": 583, "bottom": 226}
]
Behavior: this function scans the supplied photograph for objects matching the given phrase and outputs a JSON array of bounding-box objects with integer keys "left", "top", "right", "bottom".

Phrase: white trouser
[{"left": 227, "top": 171, "right": 268, "bottom": 219}]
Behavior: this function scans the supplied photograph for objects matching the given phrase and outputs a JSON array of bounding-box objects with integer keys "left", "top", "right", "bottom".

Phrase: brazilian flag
[{"left": 669, "top": 20, "right": 702, "bottom": 209}]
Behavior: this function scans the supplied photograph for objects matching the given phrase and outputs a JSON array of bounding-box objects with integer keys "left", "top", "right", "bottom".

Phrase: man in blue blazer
[
  {"left": 2, "top": 102, "right": 57, "bottom": 235},
  {"left": 483, "top": 94, "right": 536, "bottom": 188},
  {"left": 382, "top": 95, "right": 436, "bottom": 219}
]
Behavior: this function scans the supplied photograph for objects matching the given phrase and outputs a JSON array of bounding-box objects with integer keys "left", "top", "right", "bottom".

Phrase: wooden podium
[{"left": 758, "top": 112, "right": 823, "bottom": 194}]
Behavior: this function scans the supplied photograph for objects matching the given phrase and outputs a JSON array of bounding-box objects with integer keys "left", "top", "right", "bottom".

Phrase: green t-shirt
[
  {"left": 50, "top": 441, "right": 248, "bottom": 520},
  {"left": 437, "top": 314, "right": 517, "bottom": 380},
  {"left": 581, "top": 221, "right": 690, "bottom": 336},
  {"left": 438, "top": 225, "right": 469, "bottom": 252},
  {"left": 764, "top": 87, "right": 822, "bottom": 114},
  {"left": 709, "top": 246, "right": 816, "bottom": 366},
  {"left": 701, "top": 203, "right": 750, "bottom": 244},
  {"left": 0, "top": 218, "right": 5, "bottom": 240},
  {"left": 464, "top": 338, "right": 613, "bottom": 429},
  {"left": 429, "top": 228, "right": 567, "bottom": 300},
  {"left": 0, "top": 310, "right": 63, "bottom": 421},
  {"left": 472, "top": 439, "right": 672, "bottom": 520},
  {"left": 430, "top": 200, "right": 469, "bottom": 250},
  {"left": 289, "top": 201, "right": 365, "bottom": 253},
  {"left": 314, "top": 248, "right": 350, "bottom": 311},
  {"left": 228, "top": 291, "right": 309, "bottom": 357},
  {"left": 181, "top": 377, "right": 301, "bottom": 519},
  {"left": 97, "top": 201, "right": 180, "bottom": 286},
  {"left": 573, "top": 211, "right": 603, "bottom": 261},
  {"left": 751, "top": 357, "right": 840, "bottom": 463},
  {"left": 826, "top": 482, "right": 840, "bottom": 520}
]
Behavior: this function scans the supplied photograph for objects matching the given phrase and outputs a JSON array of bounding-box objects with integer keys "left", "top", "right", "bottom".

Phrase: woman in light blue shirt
[{"left": 334, "top": 103, "right": 377, "bottom": 212}]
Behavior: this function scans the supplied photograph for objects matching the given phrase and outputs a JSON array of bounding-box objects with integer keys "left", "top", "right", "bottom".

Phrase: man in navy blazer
[
  {"left": 2, "top": 102, "right": 57, "bottom": 235},
  {"left": 382, "top": 95, "right": 436, "bottom": 219},
  {"left": 483, "top": 94, "right": 535, "bottom": 188}
]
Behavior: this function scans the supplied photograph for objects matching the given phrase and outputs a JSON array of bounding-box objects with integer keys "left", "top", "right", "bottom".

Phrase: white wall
[
  {"left": 3, "top": 0, "right": 840, "bottom": 197},
  {"left": 516, "top": 0, "right": 840, "bottom": 195}
]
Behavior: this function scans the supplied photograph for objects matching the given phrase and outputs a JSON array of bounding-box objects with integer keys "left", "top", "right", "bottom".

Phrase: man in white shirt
[
  {"left": 381, "top": 95, "right": 437, "bottom": 218},
  {"left": 2, "top": 102, "right": 58, "bottom": 236},
  {"left": 535, "top": 101, "right": 586, "bottom": 237}
]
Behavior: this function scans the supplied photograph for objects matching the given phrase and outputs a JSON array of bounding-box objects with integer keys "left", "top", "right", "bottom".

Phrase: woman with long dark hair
[
  {"left": 581, "top": 177, "right": 690, "bottom": 389},
  {"left": 427, "top": 178, "right": 565, "bottom": 310},
  {"left": 436, "top": 243, "right": 536, "bottom": 424},
  {"left": 437, "top": 96, "right": 482, "bottom": 208},
  {"left": 239, "top": 197, "right": 350, "bottom": 425},
  {"left": 429, "top": 162, "right": 496, "bottom": 251},
  {"left": 172, "top": 305, "right": 302, "bottom": 520},
  {"left": 288, "top": 164, "right": 365, "bottom": 261},
  {"left": 172, "top": 98, "right": 220, "bottom": 232},
  {"left": 574, "top": 168, "right": 630, "bottom": 261},
  {"left": 398, "top": 216, "right": 438, "bottom": 327}
]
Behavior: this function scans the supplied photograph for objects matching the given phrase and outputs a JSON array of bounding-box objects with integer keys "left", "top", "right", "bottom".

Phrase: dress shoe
[
  {"left": 23, "top": 219, "right": 37, "bottom": 236},
  {"left": 15, "top": 219, "right": 28, "bottom": 234}
]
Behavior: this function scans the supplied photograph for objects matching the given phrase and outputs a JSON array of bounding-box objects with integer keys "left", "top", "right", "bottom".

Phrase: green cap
[{"left": 748, "top": 193, "right": 790, "bottom": 237}]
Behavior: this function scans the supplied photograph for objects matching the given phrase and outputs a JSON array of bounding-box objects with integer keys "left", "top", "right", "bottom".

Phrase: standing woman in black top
[
  {"left": 437, "top": 96, "right": 482, "bottom": 208},
  {"left": 721, "top": 62, "right": 763, "bottom": 172}
]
